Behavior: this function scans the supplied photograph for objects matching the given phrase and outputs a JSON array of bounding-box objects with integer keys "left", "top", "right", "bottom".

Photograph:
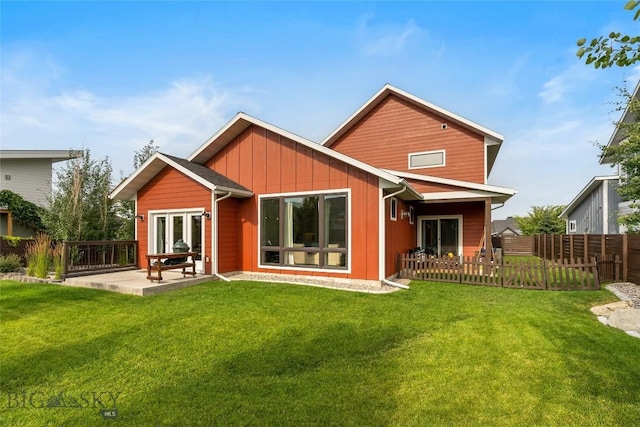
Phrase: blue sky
[{"left": 2, "top": 1, "right": 639, "bottom": 219}]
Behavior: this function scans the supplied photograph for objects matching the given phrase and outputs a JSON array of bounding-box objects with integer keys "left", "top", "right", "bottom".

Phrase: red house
[{"left": 111, "top": 84, "right": 515, "bottom": 285}]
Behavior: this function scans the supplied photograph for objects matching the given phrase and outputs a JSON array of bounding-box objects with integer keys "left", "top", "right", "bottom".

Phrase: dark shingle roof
[
  {"left": 491, "top": 217, "right": 521, "bottom": 236},
  {"left": 161, "top": 153, "right": 251, "bottom": 194}
]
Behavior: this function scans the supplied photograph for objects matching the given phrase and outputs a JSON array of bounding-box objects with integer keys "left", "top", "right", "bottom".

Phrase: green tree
[
  {"left": 576, "top": 1, "right": 640, "bottom": 69},
  {"left": 514, "top": 205, "right": 566, "bottom": 236},
  {"left": 115, "top": 140, "right": 159, "bottom": 240},
  {"left": 43, "top": 149, "right": 118, "bottom": 241}
]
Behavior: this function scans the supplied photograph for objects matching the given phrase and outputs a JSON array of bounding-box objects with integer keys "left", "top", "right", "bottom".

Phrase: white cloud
[
  {"left": 1, "top": 52, "right": 252, "bottom": 177},
  {"left": 356, "top": 14, "right": 424, "bottom": 57}
]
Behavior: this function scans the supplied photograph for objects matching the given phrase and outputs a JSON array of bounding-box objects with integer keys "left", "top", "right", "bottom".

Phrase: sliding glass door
[{"left": 417, "top": 216, "right": 462, "bottom": 257}]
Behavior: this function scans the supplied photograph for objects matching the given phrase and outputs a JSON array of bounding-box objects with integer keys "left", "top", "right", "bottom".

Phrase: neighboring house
[
  {"left": 0, "top": 150, "right": 82, "bottom": 237},
  {"left": 559, "top": 176, "right": 622, "bottom": 234},
  {"left": 111, "top": 84, "right": 516, "bottom": 283},
  {"left": 598, "top": 82, "right": 640, "bottom": 233},
  {"left": 491, "top": 217, "right": 521, "bottom": 237},
  {"left": 562, "top": 82, "right": 639, "bottom": 234}
]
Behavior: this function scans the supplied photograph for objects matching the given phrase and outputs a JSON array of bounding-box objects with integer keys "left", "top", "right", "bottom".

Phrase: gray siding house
[
  {"left": 560, "top": 176, "right": 621, "bottom": 234},
  {"left": 0, "top": 150, "right": 82, "bottom": 236}
]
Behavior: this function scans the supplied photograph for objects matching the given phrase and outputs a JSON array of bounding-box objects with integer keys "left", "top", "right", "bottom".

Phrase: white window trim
[
  {"left": 408, "top": 149, "right": 446, "bottom": 170},
  {"left": 568, "top": 220, "right": 577, "bottom": 233},
  {"left": 257, "top": 188, "right": 352, "bottom": 273},
  {"left": 390, "top": 197, "right": 398, "bottom": 221}
]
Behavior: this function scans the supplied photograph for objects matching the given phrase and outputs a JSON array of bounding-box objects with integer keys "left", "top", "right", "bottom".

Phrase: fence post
[
  {"left": 62, "top": 241, "right": 69, "bottom": 279},
  {"left": 623, "top": 234, "right": 628, "bottom": 282},
  {"left": 583, "top": 234, "right": 589, "bottom": 260},
  {"left": 601, "top": 234, "right": 606, "bottom": 256}
]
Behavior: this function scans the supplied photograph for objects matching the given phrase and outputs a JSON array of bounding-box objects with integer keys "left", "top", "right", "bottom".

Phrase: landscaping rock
[
  {"left": 590, "top": 301, "right": 631, "bottom": 316},
  {"left": 608, "top": 308, "right": 640, "bottom": 332}
]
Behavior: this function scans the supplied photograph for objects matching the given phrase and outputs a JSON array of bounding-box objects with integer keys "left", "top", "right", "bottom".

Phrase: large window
[{"left": 260, "top": 192, "right": 348, "bottom": 270}]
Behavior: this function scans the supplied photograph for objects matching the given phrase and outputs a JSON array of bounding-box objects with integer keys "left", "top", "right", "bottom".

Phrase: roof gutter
[{"left": 379, "top": 185, "right": 410, "bottom": 290}]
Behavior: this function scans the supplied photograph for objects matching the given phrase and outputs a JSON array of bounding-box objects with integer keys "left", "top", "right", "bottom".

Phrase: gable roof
[
  {"left": 110, "top": 152, "right": 253, "bottom": 201},
  {"left": 559, "top": 175, "right": 619, "bottom": 218},
  {"left": 321, "top": 84, "right": 504, "bottom": 174},
  {"left": 187, "top": 112, "right": 423, "bottom": 200},
  {"left": 600, "top": 81, "right": 640, "bottom": 165},
  {"left": 384, "top": 169, "right": 516, "bottom": 203},
  {"left": 491, "top": 217, "right": 521, "bottom": 236}
]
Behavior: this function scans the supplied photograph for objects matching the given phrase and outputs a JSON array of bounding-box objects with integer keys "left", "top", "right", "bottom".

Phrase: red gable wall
[
  {"left": 330, "top": 95, "right": 486, "bottom": 184},
  {"left": 136, "top": 167, "right": 212, "bottom": 272},
  {"left": 205, "top": 125, "right": 381, "bottom": 280}
]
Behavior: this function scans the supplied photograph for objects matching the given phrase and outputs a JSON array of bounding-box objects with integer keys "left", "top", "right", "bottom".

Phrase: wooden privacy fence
[
  {"left": 397, "top": 254, "right": 601, "bottom": 290},
  {"left": 63, "top": 240, "right": 138, "bottom": 278},
  {"left": 529, "top": 233, "right": 640, "bottom": 283}
]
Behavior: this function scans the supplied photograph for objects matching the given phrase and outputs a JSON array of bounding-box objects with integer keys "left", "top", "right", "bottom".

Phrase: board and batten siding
[
  {"left": 205, "top": 125, "right": 381, "bottom": 280},
  {"left": 385, "top": 197, "right": 416, "bottom": 277},
  {"left": 136, "top": 166, "right": 212, "bottom": 273},
  {"left": 568, "top": 179, "right": 621, "bottom": 234},
  {"left": 329, "top": 95, "right": 486, "bottom": 184},
  {"left": 217, "top": 198, "right": 240, "bottom": 274}
]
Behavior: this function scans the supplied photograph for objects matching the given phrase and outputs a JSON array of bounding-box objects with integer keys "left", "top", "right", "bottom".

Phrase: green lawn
[{"left": 1, "top": 279, "right": 639, "bottom": 426}]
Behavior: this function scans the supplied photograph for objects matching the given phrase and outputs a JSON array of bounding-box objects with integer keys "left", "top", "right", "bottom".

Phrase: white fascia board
[
  {"left": 110, "top": 152, "right": 165, "bottom": 200},
  {"left": 187, "top": 112, "right": 250, "bottom": 162},
  {"left": 421, "top": 190, "right": 513, "bottom": 202},
  {"left": 322, "top": 84, "right": 504, "bottom": 147},
  {"left": 559, "top": 175, "right": 620, "bottom": 218},
  {"left": 189, "top": 112, "right": 405, "bottom": 187},
  {"left": 384, "top": 169, "right": 516, "bottom": 196},
  {"left": 0, "top": 149, "right": 84, "bottom": 161}
]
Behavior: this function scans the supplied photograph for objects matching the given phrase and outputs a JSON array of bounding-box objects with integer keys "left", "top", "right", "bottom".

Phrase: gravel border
[
  {"left": 606, "top": 282, "right": 640, "bottom": 308},
  {"left": 227, "top": 272, "right": 403, "bottom": 294}
]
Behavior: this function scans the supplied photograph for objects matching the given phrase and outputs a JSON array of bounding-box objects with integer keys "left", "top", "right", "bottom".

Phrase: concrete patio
[{"left": 63, "top": 269, "right": 215, "bottom": 296}]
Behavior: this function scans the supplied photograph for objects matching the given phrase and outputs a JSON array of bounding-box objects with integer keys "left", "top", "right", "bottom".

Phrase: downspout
[
  {"left": 380, "top": 185, "right": 411, "bottom": 290},
  {"left": 213, "top": 192, "right": 233, "bottom": 282}
]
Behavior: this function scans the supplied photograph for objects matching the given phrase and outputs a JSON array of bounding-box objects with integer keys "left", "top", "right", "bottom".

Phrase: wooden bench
[{"left": 146, "top": 252, "right": 197, "bottom": 283}]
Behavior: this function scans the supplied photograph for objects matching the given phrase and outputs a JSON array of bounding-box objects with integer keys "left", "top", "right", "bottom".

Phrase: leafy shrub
[{"left": 0, "top": 254, "right": 22, "bottom": 273}]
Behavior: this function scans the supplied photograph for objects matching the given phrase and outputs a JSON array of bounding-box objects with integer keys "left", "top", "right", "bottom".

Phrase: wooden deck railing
[{"left": 63, "top": 240, "right": 138, "bottom": 278}]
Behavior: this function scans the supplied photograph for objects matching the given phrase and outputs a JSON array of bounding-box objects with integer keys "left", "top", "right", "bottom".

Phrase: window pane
[
  {"left": 262, "top": 250, "right": 280, "bottom": 264},
  {"left": 156, "top": 217, "right": 166, "bottom": 253},
  {"left": 190, "top": 215, "right": 202, "bottom": 261},
  {"left": 324, "top": 194, "right": 346, "bottom": 248},
  {"left": 262, "top": 198, "right": 280, "bottom": 246},
  {"left": 284, "top": 196, "right": 319, "bottom": 247},
  {"left": 172, "top": 216, "right": 183, "bottom": 246},
  {"left": 324, "top": 252, "right": 346, "bottom": 268},
  {"left": 410, "top": 151, "right": 444, "bottom": 168},
  {"left": 284, "top": 250, "right": 319, "bottom": 266}
]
